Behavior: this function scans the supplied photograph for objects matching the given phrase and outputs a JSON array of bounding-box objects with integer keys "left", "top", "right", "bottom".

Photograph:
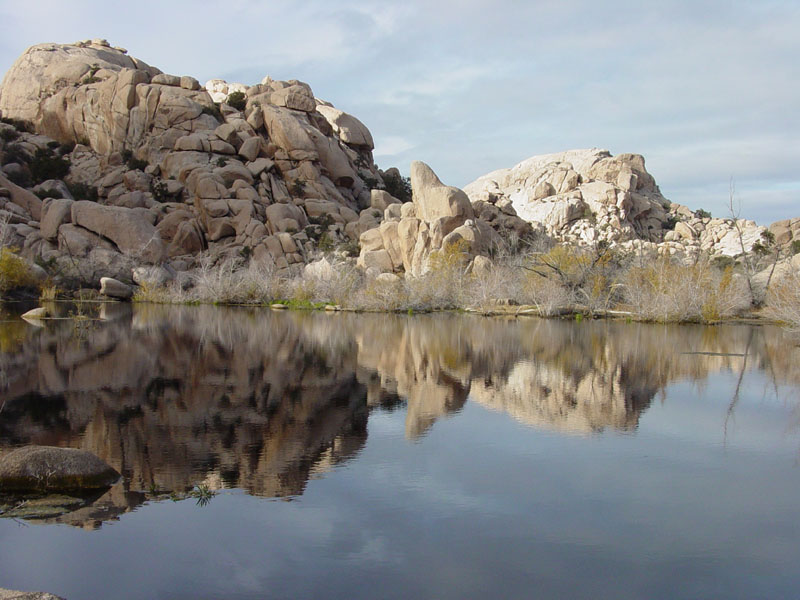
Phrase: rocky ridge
[{"left": 0, "top": 39, "right": 798, "bottom": 293}]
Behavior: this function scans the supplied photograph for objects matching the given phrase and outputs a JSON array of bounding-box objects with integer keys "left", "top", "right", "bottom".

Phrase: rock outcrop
[
  {"left": 464, "top": 148, "right": 788, "bottom": 262},
  {"left": 0, "top": 39, "right": 393, "bottom": 286},
  {"left": 356, "top": 161, "right": 525, "bottom": 276}
]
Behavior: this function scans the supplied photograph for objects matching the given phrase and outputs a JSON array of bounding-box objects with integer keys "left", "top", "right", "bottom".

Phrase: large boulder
[
  {"left": 71, "top": 201, "right": 165, "bottom": 263},
  {"left": 411, "top": 161, "right": 474, "bottom": 222},
  {"left": 0, "top": 446, "right": 119, "bottom": 492}
]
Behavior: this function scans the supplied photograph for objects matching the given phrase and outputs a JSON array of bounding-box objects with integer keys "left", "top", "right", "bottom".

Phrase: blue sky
[{"left": 1, "top": 0, "right": 798, "bottom": 224}]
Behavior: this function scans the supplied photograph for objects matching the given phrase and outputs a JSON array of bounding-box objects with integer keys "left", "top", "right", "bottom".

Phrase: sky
[{"left": 0, "top": 0, "right": 798, "bottom": 224}]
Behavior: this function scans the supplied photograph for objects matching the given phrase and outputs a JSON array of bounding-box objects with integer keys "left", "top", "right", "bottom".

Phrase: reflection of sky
[{"left": 2, "top": 368, "right": 800, "bottom": 600}]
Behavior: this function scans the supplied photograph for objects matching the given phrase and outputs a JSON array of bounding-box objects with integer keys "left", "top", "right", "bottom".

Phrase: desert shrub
[
  {"left": 58, "top": 141, "right": 76, "bottom": 155},
  {"left": 121, "top": 149, "right": 148, "bottom": 171},
  {"left": 764, "top": 270, "right": 800, "bottom": 333},
  {"left": 0, "top": 128, "right": 19, "bottom": 142},
  {"left": 696, "top": 208, "right": 712, "bottom": 219},
  {"left": 66, "top": 181, "right": 98, "bottom": 201},
  {"left": 290, "top": 178, "right": 306, "bottom": 197},
  {"left": 0, "top": 117, "right": 32, "bottom": 132},
  {"left": 622, "top": 257, "right": 749, "bottom": 322},
  {"left": 186, "top": 258, "right": 279, "bottom": 304},
  {"left": 226, "top": 91, "right": 247, "bottom": 111},
  {"left": 29, "top": 148, "right": 70, "bottom": 184},
  {"left": 201, "top": 104, "right": 223, "bottom": 121},
  {"left": 0, "top": 248, "right": 38, "bottom": 294},
  {"left": 382, "top": 170, "right": 412, "bottom": 202},
  {"left": 1, "top": 143, "right": 29, "bottom": 166},
  {"left": 791, "top": 240, "right": 800, "bottom": 255},
  {"left": 34, "top": 187, "right": 63, "bottom": 200}
]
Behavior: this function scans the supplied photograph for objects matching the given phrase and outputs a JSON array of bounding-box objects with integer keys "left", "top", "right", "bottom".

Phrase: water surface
[{"left": 1, "top": 305, "right": 799, "bottom": 599}]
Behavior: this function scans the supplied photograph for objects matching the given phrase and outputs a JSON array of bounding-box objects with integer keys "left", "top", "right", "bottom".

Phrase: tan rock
[
  {"left": 410, "top": 161, "right": 474, "bottom": 222},
  {"left": 71, "top": 201, "right": 165, "bottom": 262}
]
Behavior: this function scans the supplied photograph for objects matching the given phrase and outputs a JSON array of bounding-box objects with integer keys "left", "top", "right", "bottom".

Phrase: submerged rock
[{"left": 0, "top": 446, "right": 119, "bottom": 492}]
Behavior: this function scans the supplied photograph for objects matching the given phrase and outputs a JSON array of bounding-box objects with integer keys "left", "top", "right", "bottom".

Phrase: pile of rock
[
  {"left": 356, "top": 161, "right": 532, "bottom": 276},
  {"left": 0, "top": 39, "right": 387, "bottom": 285}
]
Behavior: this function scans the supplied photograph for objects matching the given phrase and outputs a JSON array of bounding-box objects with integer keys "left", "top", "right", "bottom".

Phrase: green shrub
[
  {"left": 290, "top": 178, "right": 306, "bottom": 197},
  {"left": 696, "top": 208, "right": 712, "bottom": 219},
  {"left": 0, "top": 248, "right": 38, "bottom": 294},
  {"left": 1, "top": 143, "right": 29, "bottom": 166},
  {"left": 0, "top": 117, "right": 32, "bottom": 133},
  {"left": 226, "top": 91, "right": 247, "bottom": 111},
  {"left": 34, "top": 187, "right": 63, "bottom": 200},
  {"left": 201, "top": 104, "right": 223, "bottom": 121},
  {"left": 0, "top": 129, "right": 19, "bottom": 142},
  {"left": 122, "top": 150, "right": 148, "bottom": 171},
  {"left": 66, "top": 181, "right": 98, "bottom": 201},
  {"left": 382, "top": 170, "right": 412, "bottom": 202},
  {"left": 791, "top": 240, "right": 800, "bottom": 255},
  {"left": 29, "top": 148, "right": 70, "bottom": 184},
  {"left": 58, "top": 141, "right": 76, "bottom": 155}
]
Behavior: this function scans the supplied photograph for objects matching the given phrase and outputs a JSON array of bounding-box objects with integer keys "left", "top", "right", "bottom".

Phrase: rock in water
[
  {"left": 99, "top": 276, "right": 134, "bottom": 299},
  {"left": 0, "top": 446, "right": 119, "bottom": 492}
]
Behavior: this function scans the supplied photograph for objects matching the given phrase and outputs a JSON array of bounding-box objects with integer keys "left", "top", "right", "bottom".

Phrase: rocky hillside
[
  {"left": 0, "top": 39, "right": 391, "bottom": 285},
  {"left": 1, "top": 39, "right": 797, "bottom": 293},
  {"left": 464, "top": 148, "right": 799, "bottom": 261}
]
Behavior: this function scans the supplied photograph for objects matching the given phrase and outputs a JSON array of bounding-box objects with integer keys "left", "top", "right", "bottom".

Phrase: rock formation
[
  {"left": 0, "top": 39, "right": 390, "bottom": 285},
  {"left": 464, "top": 148, "right": 796, "bottom": 263}
]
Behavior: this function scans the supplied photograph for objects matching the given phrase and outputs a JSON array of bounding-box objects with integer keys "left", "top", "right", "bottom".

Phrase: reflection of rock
[
  {"left": 0, "top": 586, "right": 65, "bottom": 599},
  {"left": 1, "top": 306, "right": 799, "bottom": 527}
]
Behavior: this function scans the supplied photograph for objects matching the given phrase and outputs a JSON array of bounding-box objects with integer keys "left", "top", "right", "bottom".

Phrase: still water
[{"left": 0, "top": 305, "right": 799, "bottom": 599}]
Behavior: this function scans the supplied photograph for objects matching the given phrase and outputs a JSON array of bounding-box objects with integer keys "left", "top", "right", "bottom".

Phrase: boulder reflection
[{"left": 1, "top": 305, "right": 797, "bottom": 526}]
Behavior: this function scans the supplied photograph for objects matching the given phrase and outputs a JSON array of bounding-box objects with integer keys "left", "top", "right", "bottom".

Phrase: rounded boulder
[{"left": 0, "top": 446, "right": 120, "bottom": 492}]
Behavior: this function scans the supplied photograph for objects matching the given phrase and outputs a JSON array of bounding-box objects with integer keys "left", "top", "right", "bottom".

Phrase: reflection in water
[{"left": 1, "top": 305, "right": 798, "bottom": 527}]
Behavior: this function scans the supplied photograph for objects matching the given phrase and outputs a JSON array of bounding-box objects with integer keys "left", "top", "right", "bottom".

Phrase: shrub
[
  {"left": 121, "top": 149, "right": 146, "bottom": 170},
  {"left": 66, "top": 181, "right": 98, "bottom": 201},
  {"left": 0, "top": 128, "right": 19, "bottom": 142},
  {"left": 226, "top": 91, "right": 247, "bottom": 111},
  {"left": 29, "top": 148, "right": 70, "bottom": 184},
  {"left": 290, "top": 178, "right": 306, "bottom": 197},
  {"left": 622, "top": 257, "right": 749, "bottom": 322},
  {"left": 34, "top": 187, "right": 63, "bottom": 200},
  {"left": 58, "top": 141, "right": 76, "bottom": 155},
  {"left": 382, "top": 170, "right": 412, "bottom": 202},
  {"left": 0, "top": 117, "right": 32, "bottom": 132},
  {"left": 696, "top": 208, "right": 712, "bottom": 219},
  {"left": 791, "top": 240, "right": 800, "bottom": 255},
  {"left": 764, "top": 270, "right": 800, "bottom": 333},
  {"left": 1, "top": 143, "right": 29, "bottom": 166},
  {"left": 0, "top": 248, "right": 38, "bottom": 294},
  {"left": 201, "top": 104, "right": 223, "bottom": 121}
]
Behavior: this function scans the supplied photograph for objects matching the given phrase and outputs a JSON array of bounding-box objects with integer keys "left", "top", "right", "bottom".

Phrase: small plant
[
  {"left": 215, "top": 157, "right": 228, "bottom": 168},
  {"left": 80, "top": 64, "right": 101, "bottom": 85},
  {"left": 29, "top": 147, "right": 70, "bottom": 184},
  {"left": 791, "top": 240, "right": 800, "bottom": 255},
  {"left": 0, "top": 117, "right": 32, "bottom": 132},
  {"left": 226, "top": 91, "right": 247, "bottom": 111},
  {"left": 189, "top": 484, "right": 217, "bottom": 507},
  {"left": 290, "top": 178, "right": 306, "bottom": 197},
  {"left": 66, "top": 181, "right": 98, "bottom": 202},
  {"left": 39, "top": 284, "right": 59, "bottom": 301},
  {"left": 696, "top": 208, "right": 712, "bottom": 219},
  {"left": 150, "top": 180, "right": 171, "bottom": 203},
  {"left": 58, "top": 141, "right": 76, "bottom": 155},
  {"left": 663, "top": 215, "right": 679, "bottom": 231},
  {"left": 382, "top": 170, "right": 412, "bottom": 202},
  {"left": 0, "top": 248, "right": 38, "bottom": 294},
  {"left": 121, "top": 149, "right": 148, "bottom": 171},
  {"left": 34, "top": 187, "right": 63, "bottom": 200},
  {"left": 201, "top": 103, "right": 223, "bottom": 121}
]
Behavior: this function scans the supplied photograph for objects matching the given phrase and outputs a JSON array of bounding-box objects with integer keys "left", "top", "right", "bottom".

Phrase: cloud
[{"left": 0, "top": 0, "right": 797, "bottom": 223}]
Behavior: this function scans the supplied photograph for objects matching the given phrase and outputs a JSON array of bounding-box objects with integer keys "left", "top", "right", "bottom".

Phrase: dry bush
[
  {"left": 764, "top": 270, "right": 800, "bottom": 332},
  {"left": 186, "top": 258, "right": 280, "bottom": 304},
  {"left": 622, "top": 257, "right": 750, "bottom": 322},
  {"left": 289, "top": 259, "right": 363, "bottom": 306},
  {"left": 0, "top": 247, "right": 38, "bottom": 295}
]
